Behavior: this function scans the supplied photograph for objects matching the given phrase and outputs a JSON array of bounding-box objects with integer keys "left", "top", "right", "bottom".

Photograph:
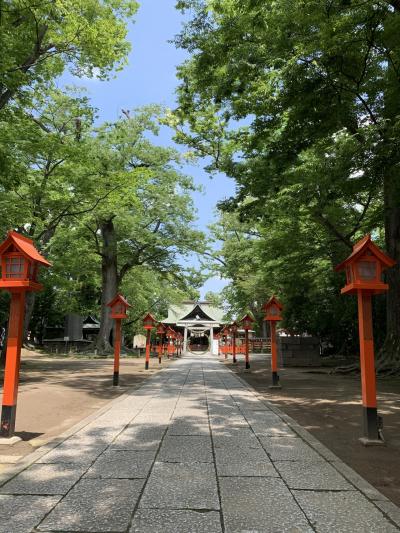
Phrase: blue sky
[{"left": 59, "top": 1, "right": 235, "bottom": 299}]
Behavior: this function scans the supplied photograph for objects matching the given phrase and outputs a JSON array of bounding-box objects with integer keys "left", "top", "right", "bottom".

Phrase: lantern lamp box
[
  {"left": 107, "top": 294, "right": 131, "bottom": 319},
  {"left": 156, "top": 322, "right": 165, "bottom": 335},
  {"left": 335, "top": 235, "right": 396, "bottom": 295},
  {"left": 230, "top": 321, "right": 239, "bottom": 333},
  {"left": 240, "top": 313, "right": 255, "bottom": 330},
  {"left": 143, "top": 312, "right": 156, "bottom": 330},
  {"left": 0, "top": 231, "right": 51, "bottom": 292},
  {"left": 166, "top": 326, "right": 176, "bottom": 338},
  {"left": 263, "top": 296, "right": 283, "bottom": 321}
]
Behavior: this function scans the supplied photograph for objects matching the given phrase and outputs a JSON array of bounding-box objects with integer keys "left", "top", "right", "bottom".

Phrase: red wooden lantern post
[
  {"left": 107, "top": 294, "right": 131, "bottom": 386},
  {"left": 0, "top": 232, "right": 51, "bottom": 439},
  {"left": 156, "top": 323, "right": 165, "bottom": 364},
  {"left": 143, "top": 313, "right": 156, "bottom": 370},
  {"left": 177, "top": 333, "right": 183, "bottom": 356},
  {"left": 336, "top": 235, "right": 395, "bottom": 444},
  {"left": 231, "top": 321, "right": 238, "bottom": 363},
  {"left": 240, "top": 313, "right": 255, "bottom": 369},
  {"left": 222, "top": 326, "right": 230, "bottom": 359},
  {"left": 166, "top": 327, "right": 174, "bottom": 358},
  {"left": 263, "top": 296, "right": 284, "bottom": 389}
]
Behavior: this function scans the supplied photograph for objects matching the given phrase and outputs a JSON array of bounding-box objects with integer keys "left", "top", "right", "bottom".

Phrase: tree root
[{"left": 330, "top": 363, "right": 359, "bottom": 375}]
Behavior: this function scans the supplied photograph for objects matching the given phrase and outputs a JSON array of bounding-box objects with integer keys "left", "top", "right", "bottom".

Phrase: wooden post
[
  {"left": 269, "top": 321, "right": 281, "bottom": 388},
  {"left": 1, "top": 292, "right": 26, "bottom": 437},
  {"left": 113, "top": 318, "right": 121, "bottom": 386},
  {"left": 232, "top": 330, "right": 237, "bottom": 363},
  {"left": 145, "top": 329, "right": 151, "bottom": 370},
  {"left": 357, "top": 290, "right": 380, "bottom": 442},
  {"left": 158, "top": 335, "right": 163, "bottom": 364},
  {"left": 245, "top": 330, "right": 250, "bottom": 369}
]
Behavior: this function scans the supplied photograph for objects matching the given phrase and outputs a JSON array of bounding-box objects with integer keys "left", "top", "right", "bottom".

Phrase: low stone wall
[{"left": 278, "top": 336, "right": 321, "bottom": 367}]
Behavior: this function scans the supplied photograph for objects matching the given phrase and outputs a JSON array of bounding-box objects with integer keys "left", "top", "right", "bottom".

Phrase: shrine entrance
[
  {"left": 188, "top": 331, "right": 209, "bottom": 354},
  {"left": 161, "top": 300, "right": 224, "bottom": 355}
]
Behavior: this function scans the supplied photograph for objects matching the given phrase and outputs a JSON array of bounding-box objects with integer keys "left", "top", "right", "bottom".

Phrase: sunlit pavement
[{"left": 1, "top": 353, "right": 400, "bottom": 532}]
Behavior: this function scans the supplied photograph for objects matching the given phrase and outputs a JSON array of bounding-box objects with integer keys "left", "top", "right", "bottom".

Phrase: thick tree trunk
[
  {"left": 378, "top": 170, "right": 400, "bottom": 371},
  {"left": 94, "top": 218, "right": 118, "bottom": 354}
]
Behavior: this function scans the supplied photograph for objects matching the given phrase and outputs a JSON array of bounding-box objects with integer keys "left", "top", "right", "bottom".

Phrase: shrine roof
[{"left": 162, "top": 300, "right": 224, "bottom": 324}]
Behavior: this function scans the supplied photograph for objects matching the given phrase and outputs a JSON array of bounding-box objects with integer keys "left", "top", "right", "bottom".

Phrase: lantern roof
[
  {"left": 335, "top": 235, "right": 396, "bottom": 272},
  {"left": 143, "top": 312, "right": 156, "bottom": 323},
  {"left": 106, "top": 293, "right": 132, "bottom": 309},
  {"left": 262, "top": 295, "right": 283, "bottom": 312},
  {"left": 240, "top": 312, "right": 255, "bottom": 323},
  {"left": 0, "top": 231, "right": 51, "bottom": 267}
]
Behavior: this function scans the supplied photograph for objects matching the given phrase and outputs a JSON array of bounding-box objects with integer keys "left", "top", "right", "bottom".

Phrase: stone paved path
[{"left": 1, "top": 353, "right": 400, "bottom": 532}]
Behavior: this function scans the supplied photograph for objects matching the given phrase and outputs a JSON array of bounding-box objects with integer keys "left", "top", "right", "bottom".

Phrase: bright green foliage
[
  {"left": 173, "top": 0, "right": 400, "bottom": 358},
  {"left": 0, "top": 0, "right": 138, "bottom": 110},
  {"left": 0, "top": 88, "right": 98, "bottom": 246},
  {"left": 0, "top": 88, "right": 205, "bottom": 344}
]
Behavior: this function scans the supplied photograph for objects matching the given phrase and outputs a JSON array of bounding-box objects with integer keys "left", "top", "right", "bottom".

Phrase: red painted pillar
[
  {"left": 1, "top": 291, "right": 26, "bottom": 437},
  {"left": 145, "top": 329, "right": 151, "bottom": 370},
  {"left": 357, "top": 290, "right": 379, "bottom": 441},
  {"left": 245, "top": 330, "right": 250, "bottom": 369},
  {"left": 113, "top": 318, "right": 121, "bottom": 386},
  {"left": 232, "top": 331, "right": 237, "bottom": 363},
  {"left": 158, "top": 336, "right": 163, "bottom": 364},
  {"left": 270, "top": 321, "right": 281, "bottom": 388}
]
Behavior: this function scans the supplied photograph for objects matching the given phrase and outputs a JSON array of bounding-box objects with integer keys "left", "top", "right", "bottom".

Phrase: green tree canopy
[
  {"left": 0, "top": 0, "right": 138, "bottom": 111},
  {"left": 173, "top": 0, "right": 400, "bottom": 367}
]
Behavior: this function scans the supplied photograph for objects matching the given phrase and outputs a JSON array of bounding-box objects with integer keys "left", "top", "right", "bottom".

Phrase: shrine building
[{"left": 162, "top": 300, "right": 224, "bottom": 355}]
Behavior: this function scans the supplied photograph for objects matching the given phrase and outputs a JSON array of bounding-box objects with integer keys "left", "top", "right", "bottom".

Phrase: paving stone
[
  {"left": 66, "top": 431, "right": 119, "bottom": 447},
  {"left": 259, "top": 436, "right": 325, "bottom": 462},
  {"left": 249, "top": 420, "right": 297, "bottom": 437},
  {"left": 38, "top": 478, "right": 144, "bottom": 532},
  {"left": 85, "top": 450, "right": 155, "bottom": 478},
  {"left": 0, "top": 495, "right": 61, "bottom": 533},
  {"left": 211, "top": 425, "right": 254, "bottom": 438},
  {"left": 213, "top": 435, "right": 263, "bottom": 452},
  {"left": 37, "top": 444, "right": 107, "bottom": 465},
  {"left": 0, "top": 463, "right": 87, "bottom": 495},
  {"left": 110, "top": 425, "right": 166, "bottom": 450},
  {"left": 294, "top": 490, "right": 398, "bottom": 533},
  {"left": 210, "top": 415, "right": 248, "bottom": 426},
  {"left": 216, "top": 459, "right": 277, "bottom": 477},
  {"left": 130, "top": 509, "right": 222, "bottom": 533},
  {"left": 134, "top": 414, "right": 172, "bottom": 424},
  {"left": 140, "top": 462, "right": 219, "bottom": 510},
  {"left": 219, "top": 477, "right": 313, "bottom": 532},
  {"left": 167, "top": 420, "right": 210, "bottom": 436},
  {"left": 275, "top": 460, "right": 354, "bottom": 490},
  {"left": 158, "top": 436, "right": 213, "bottom": 463}
]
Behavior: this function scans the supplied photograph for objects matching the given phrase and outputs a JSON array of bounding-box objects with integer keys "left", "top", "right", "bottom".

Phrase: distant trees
[
  {"left": 173, "top": 1, "right": 399, "bottom": 367},
  {"left": 0, "top": 1, "right": 205, "bottom": 353}
]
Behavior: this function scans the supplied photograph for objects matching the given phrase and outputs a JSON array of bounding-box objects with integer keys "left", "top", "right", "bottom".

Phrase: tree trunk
[
  {"left": 378, "top": 170, "right": 400, "bottom": 371},
  {"left": 94, "top": 217, "right": 118, "bottom": 354},
  {"left": 23, "top": 292, "right": 36, "bottom": 344}
]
